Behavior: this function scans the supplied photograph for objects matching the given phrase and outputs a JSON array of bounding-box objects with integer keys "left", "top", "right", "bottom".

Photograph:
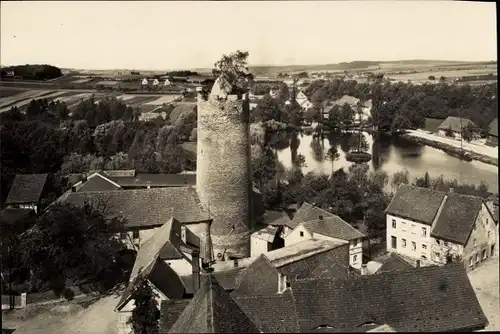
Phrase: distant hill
[{"left": 60, "top": 60, "right": 496, "bottom": 77}]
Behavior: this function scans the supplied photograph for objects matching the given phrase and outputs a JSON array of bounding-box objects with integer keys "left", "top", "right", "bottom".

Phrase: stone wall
[{"left": 196, "top": 94, "right": 252, "bottom": 259}]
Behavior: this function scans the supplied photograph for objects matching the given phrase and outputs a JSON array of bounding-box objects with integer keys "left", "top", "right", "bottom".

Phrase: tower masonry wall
[{"left": 196, "top": 94, "right": 252, "bottom": 259}]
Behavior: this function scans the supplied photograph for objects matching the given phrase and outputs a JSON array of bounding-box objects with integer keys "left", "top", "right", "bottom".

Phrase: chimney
[
  {"left": 146, "top": 181, "right": 151, "bottom": 189},
  {"left": 71, "top": 186, "right": 77, "bottom": 192},
  {"left": 318, "top": 215, "right": 323, "bottom": 220},
  {"left": 192, "top": 249, "right": 201, "bottom": 293},
  {"left": 361, "top": 264, "right": 367, "bottom": 276},
  {"left": 180, "top": 225, "right": 187, "bottom": 244},
  {"left": 416, "top": 260, "right": 421, "bottom": 268}
]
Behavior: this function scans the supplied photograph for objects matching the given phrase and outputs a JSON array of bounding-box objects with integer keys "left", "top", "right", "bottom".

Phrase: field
[{"left": 143, "top": 95, "right": 182, "bottom": 105}]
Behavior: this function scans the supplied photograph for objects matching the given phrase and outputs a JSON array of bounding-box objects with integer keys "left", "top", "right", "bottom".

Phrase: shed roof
[
  {"left": 5, "top": 174, "right": 48, "bottom": 204},
  {"left": 377, "top": 253, "right": 414, "bottom": 273},
  {"left": 262, "top": 210, "right": 296, "bottom": 229},
  {"left": 251, "top": 225, "right": 278, "bottom": 243}
]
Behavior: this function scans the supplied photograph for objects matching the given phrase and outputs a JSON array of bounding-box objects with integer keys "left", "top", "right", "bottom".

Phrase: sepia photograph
[{"left": 0, "top": 1, "right": 498, "bottom": 333}]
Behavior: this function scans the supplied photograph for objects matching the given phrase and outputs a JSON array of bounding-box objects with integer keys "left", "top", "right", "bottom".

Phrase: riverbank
[{"left": 401, "top": 131, "right": 498, "bottom": 167}]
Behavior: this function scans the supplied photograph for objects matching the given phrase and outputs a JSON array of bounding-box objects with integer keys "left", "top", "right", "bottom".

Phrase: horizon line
[{"left": 1, "top": 59, "right": 496, "bottom": 73}]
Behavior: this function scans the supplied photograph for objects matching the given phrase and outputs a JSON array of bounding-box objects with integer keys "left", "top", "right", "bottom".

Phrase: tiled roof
[
  {"left": 251, "top": 225, "right": 278, "bottom": 243},
  {"left": 233, "top": 291, "right": 301, "bottom": 333},
  {"left": 116, "top": 218, "right": 201, "bottom": 310},
  {"left": 180, "top": 267, "right": 245, "bottom": 294},
  {"left": 110, "top": 173, "right": 196, "bottom": 187},
  {"left": 302, "top": 216, "right": 365, "bottom": 241},
  {"left": 5, "top": 174, "right": 48, "bottom": 204},
  {"left": 385, "top": 184, "right": 446, "bottom": 225},
  {"left": 292, "top": 202, "right": 336, "bottom": 224},
  {"left": 333, "top": 95, "right": 360, "bottom": 107},
  {"left": 230, "top": 254, "right": 280, "bottom": 297},
  {"left": 377, "top": 253, "right": 414, "bottom": 273},
  {"left": 489, "top": 118, "right": 498, "bottom": 137},
  {"left": 116, "top": 257, "right": 185, "bottom": 311},
  {"left": 430, "top": 193, "right": 483, "bottom": 245},
  {"left": 262, "top": 210, "right": 296, "bottom": 229},
  {"left": 278, "top": 243, "right": 351, "bottom": 280},
  {"left": 168, "top": 275, "right": 261, "bottom": 333},
  {"left": 77, "top": 173, "right": 122, "bottom": 192},
  {"left": 159, "top": 299, "right": 191, "bottom": 334},
  {"left": 437, "top": 116, "right": 476, "bottom": 133},
  {"left": 291, "top": 264, "right": 488, "bottom": 332},
  {"left": 63, "top": 187, "right": 210, "bottom": 228}
]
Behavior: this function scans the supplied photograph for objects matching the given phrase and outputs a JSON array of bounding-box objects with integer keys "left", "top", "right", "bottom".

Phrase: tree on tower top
[{"left": 212, "top": 50, "right": 253, "bottom": 96}]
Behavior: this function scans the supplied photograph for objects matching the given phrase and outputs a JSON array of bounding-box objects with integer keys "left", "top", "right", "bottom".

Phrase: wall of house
[
  {"left": 386, "top": 214, "right": 432, "bottom": 263},
  {"left": 116, "top": 286, "right": 166, "bottom": 334},
  {"left": 164, "top": 258, "right": 193, "bottom": 277},
  {"left": 250, "top": 236, "right": 270, "bottom": 258},
  {"left": 487, "top": 135, "right": 498, "bottom": 146},
  {"left": 462, "top": 203, "right": 498, "bottom": 270},
  {"left": 285, "top": 225, "right": 360, "bottom": 268},
  {"left": 430, "top": 238, "right": 464, "bottom": 265},
  {"left": 284, "top": 225, "right": 313, "bottom": 246}
]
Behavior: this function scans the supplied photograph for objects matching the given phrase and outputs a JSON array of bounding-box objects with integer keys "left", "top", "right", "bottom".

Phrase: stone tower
[{"left": 196, "top": 81, "right": 252, "bottom": 260}]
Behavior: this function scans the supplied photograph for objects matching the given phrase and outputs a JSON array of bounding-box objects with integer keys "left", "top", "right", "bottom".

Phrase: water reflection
[{"left": 273, "top": 130, "right": 499, "bottom": 193}]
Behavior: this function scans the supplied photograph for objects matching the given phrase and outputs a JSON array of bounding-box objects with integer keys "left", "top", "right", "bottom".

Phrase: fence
[{"left": 1, "top": 280, "right": 104, "bottom": 309}]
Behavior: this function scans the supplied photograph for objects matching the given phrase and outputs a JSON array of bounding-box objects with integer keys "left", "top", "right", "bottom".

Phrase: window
[
  {"left": 300, "top": 231, "right": 304, "bottom": 237},
  {"left": 434, "top": 252, "right": 440, "bottom": 259},
  {"left": 422, "top": 227, "right": 427, "bottom": 237},
  {"left": 492, "top": 244, "right": 496, "bottom": 257},
  {"left": 443, "top": 241, "right": 448, "bottom": 247},
  {"left": 410, "top": 224, "right": 416, "bottom": 234},
  {"left": 402, "top": 239, "right": 407, "bottom": 248},
  {"left": 482, "top": 249, "right": 487, "bottom": 260},
  {"left": 412, "top": 241, "right": 416, "bottom": 251},
  {"left": 353, "top": 255, "right": 358, "bottom": 263},
  {"left": 422, "top": 244, "right": 427, "bottom": 250},
  {"left": 392, "top": 219, "right": 396, "bottom": 229},
  {"left": 469, "top": 257, "right": 473, "bottom": 267},
  {"left": 473, "top": 239, "right": 477, "bottom": 247},
  {"left": 133, "top": 230, "right": 140, "bottom": 239},
  {"left": 391, "top": 236, "right": 397, "bottom": 249},
  {"left": 488, "top": 231, "right": 491, "bottom": 239},
  {"left": 486, "top": 218, "right": 489, "bottom": 225},
  {"left": 475, "top": 253, "right": 480, "bottom": 264},
  {"left": 421, "top": 255, "right": 427, "bottom": 260}
]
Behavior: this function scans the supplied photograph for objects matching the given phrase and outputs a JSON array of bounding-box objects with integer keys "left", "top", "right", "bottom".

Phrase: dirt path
[
  {"left": 2, "top": 294, "right": 120, "bottom": 334},
  {"left": 468, "top": 257, "right": 500, "bottom": 331}
]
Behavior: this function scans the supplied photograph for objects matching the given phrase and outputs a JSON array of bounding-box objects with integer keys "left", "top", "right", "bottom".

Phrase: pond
[{"left": 273, "top": 130, "right": 499, "bottom": 194}]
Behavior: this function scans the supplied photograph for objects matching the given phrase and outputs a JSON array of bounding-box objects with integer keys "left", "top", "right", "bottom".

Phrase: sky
[{"left": 1, "top": 1, "right": 497, "bottom": 70}]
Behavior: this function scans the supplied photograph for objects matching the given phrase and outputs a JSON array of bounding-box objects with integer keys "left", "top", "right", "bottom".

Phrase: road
[
  {"left": 468, "top": 256, "right": 500, "bottom": 331},
  {"left": 406, "top": 129, "right": 498, "bottom": 159}
]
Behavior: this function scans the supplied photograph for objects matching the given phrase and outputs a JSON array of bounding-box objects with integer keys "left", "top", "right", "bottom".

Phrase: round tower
[{"left": 196, "top": 86, "right": 252, "bottom": 260}]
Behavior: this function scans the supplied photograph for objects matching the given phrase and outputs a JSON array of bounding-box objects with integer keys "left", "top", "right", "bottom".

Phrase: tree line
[
  {"left": 0, "top": 64, "right": 63, "bottom": 80},
  {"left": 0, "top": 96, "right": 197, "bottom": 206},
  {"left": 305, "top": 78, "right": 497, "bottom": 134}
]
